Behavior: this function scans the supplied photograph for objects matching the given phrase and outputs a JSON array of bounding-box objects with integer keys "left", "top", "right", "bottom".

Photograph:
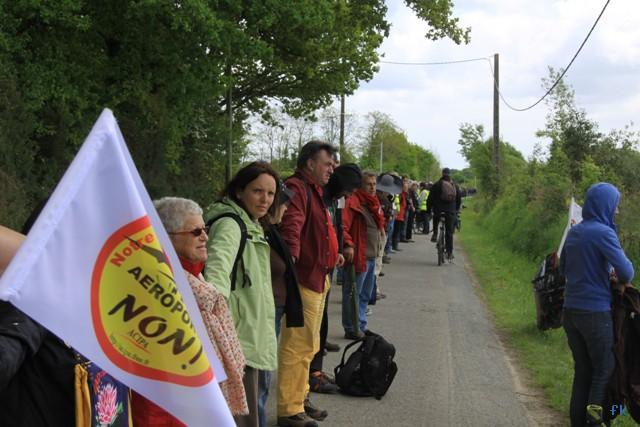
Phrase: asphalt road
[{"left": 266, "top": 232, "right": 535, "bottom": 427}]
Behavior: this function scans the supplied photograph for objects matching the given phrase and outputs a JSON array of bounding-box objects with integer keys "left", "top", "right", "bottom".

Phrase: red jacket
[
  {"left": 396, "top": 192, "right": 407, "bottom": 221},
  {"left": 342, "top": 195, "right": 369, "bottom": 273},
  {"left": 280, "top": 170, "right": 331, "bottom": 293}
]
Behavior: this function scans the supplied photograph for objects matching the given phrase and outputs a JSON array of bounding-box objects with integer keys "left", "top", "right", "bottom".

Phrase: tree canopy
[
  {"left": 359, "top": 112, "right": 440, "bottom": 180},
  {"left": 0, "top": 0, "right": 469, "bottom": 229}
]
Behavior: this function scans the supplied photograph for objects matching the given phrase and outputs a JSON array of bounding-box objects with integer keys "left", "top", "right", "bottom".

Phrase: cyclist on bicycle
[{"left": 426, "top": 168, "right": 462, "bottom": 258}]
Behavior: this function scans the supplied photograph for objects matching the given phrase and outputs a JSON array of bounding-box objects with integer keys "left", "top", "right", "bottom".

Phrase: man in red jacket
[
  {"left": 277, "top": 141, "right": 339, "bottom": 427},
  {"left": 341, "top": 171, "right": 385, "bottom": 339}
]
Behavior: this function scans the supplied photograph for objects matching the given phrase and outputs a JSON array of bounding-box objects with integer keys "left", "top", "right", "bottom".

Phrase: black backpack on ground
[
  {"left": 531, "top": 251, "right": 565, "bottom": 331},
  {"left": 334, "top": 331, "right": 398, "bottom": 399}
]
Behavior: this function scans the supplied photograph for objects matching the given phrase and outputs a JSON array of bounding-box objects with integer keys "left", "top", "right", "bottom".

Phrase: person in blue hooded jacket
[{"left": 560, "top": 182, "right": 634, "bottom": 427}]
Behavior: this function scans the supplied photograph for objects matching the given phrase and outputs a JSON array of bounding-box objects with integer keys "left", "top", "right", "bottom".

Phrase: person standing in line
[
  {"left": 341, "top": 171, "right": 385, "bottom": 339},
  {"left": 259, "top": 182, "right": 304, "bottom": 427},
  {"left": 560, "top": 182, "right": 634, "bottom": 427},
  {"left": 417, "top": 182, "right": 430, "bottom": 234},
  {"left": 405, "top": 181, "right": 418, "bottom": 242},
  {"left": 204, "top": 161, "right": 280, "bottom": 427},
  {"left": 390, "top": 175, "right": 406, "bottom": 252},
  {"left": 277, "top": 141, "right": 338, "bottom": 427},
  {"left": 141, "top": 197, "right": 248, "bottom": 425},
  {"left": 377, "top": 174, "right": 402, "bottom": 262},
  {"left": 308, "top": 163, "right": 361, "bottom": 395}
]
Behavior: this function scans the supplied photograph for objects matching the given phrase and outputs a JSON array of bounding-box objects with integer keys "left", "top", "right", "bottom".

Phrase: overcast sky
[{"left": 339, "top": 0, "right": 640, "bottom": 170}]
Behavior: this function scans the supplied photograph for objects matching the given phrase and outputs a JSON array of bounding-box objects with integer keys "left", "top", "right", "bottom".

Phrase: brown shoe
[
  {"left": 277, "top": 413, "right": 318, "bottom": 427},
  {"left": 304, "top": 396, "right": 328, "bottom": 421},
  {"left": 309, "top": 370, "right": 338, "bottom": 394}
]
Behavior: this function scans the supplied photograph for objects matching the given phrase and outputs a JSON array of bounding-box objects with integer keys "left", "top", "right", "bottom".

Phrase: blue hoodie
[{"left": 560, "top": 183, "right": 634, "bottom": 311}]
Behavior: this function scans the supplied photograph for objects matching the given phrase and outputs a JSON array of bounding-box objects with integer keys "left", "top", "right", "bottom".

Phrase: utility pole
[
  {"left": 339, "top": 94, "right": 345, "bottom": 159},
  {"left": 379, "top": 139, "right": 383, "bottom": 174},
  {"left": 492, "top": 53, "right": 500, "bottom": 197},
  {"left": 225, "top": 63, "right": 233, "bottom": 184}
]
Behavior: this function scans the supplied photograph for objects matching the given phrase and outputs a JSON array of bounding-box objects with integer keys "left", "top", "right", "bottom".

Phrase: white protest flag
[
  {"left": 557, "top": 197, "right": 583, "bottom": 255},
  {"left": 0, "top": 109, "right": 234, "bottom": 426}
]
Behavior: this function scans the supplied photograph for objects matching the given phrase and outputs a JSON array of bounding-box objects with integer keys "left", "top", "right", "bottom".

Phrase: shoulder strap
[
  {"left": 286, "top": 175, "right": 314, "bottom": 214},
  {"left": 206, "top": 212, "right": 249, "bottom": 291},
  {"left": 335, "top": 337, "right": 366, "bottom": 371}
]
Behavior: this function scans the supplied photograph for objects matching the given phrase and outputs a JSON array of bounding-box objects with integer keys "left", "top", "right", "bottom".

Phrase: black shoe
[
  {"left": 277, "top": 413, "right": 318, "bottom": 427},
  {"left": 400, "top": 239, "right": 409, "bottom": 243},
  {"left": 304, "top": 396, "right": 328, "bottom": 421},
  {"left": 344, "top": 330, "right": 364, "bottom": 340},
  {"left": 406, "top": 239, "right": 415, "bottom": 242},
  {"left": 382, "top": 256, "right": 391, "bottom": 264},
  {"left": 378, "top": 271, "right": 385, "bottom": 277},
  {"left": 430, "top": 234, "right": 437, "bottom": 242},
  {"left": 325, "top": 341, "right": 340, "bottom": 352}
]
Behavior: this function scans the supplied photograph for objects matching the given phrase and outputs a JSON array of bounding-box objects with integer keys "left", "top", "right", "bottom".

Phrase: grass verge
[{"left": 458, "top": 199, "right": 635, "bottom": 426}]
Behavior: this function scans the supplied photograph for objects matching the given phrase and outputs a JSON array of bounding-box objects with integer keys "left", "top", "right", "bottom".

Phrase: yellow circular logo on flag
[{"left": 92, "top": 216, "right": 212, "bottom": 386}]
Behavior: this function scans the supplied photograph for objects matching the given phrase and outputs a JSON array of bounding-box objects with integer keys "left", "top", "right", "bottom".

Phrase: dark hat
[
  {"left": 328, "top": 163, "right": 362, "bottom": 195},
  {"left": 277, "top": 182, "right": 295, "bottom": 206},
  {"left": 376, "top": 173, "right": 402, "bottom": 195},
  {"left": 442, "top": 167, "right": 451, "bottom": 176}
]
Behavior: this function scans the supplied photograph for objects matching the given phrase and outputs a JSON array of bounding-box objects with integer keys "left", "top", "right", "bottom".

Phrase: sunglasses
[{"left": 169, "top": 225, "right": 209, "bottom": 237}]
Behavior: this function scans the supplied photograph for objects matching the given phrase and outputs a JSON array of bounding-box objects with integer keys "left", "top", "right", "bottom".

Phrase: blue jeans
[
  {"left": 342, "top": 259, "right": 376, "bottom": 332},
  {"left": 385, "top": 220, "right": 395, "bottom": 254},
  {"left": 369, "top": 275, "right": 377, "bottom": 306},
  {"left": 562, "top": 309, "right": 615, "bottom": 427},
  {"left": 258, "top": 305, "right": 285, "bottom": 427}
]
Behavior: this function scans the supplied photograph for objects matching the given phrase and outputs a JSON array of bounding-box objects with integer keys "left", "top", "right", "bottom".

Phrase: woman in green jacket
[{"left": 204, "top": 161, "right": 280, "bottom": 427}]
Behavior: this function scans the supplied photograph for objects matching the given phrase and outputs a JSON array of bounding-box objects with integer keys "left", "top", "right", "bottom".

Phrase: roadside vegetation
[{"left": 457, "top": 70, "right": 640, "bottom": 426}]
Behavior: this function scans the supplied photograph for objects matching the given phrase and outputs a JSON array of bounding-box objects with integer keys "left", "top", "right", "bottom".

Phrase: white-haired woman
[{"left": 131, "top": 197, "right": 248, "bottom": 426}]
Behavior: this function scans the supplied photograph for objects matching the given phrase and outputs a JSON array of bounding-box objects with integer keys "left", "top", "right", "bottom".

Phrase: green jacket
[{"left": 203, "top": 198, "right": 277, "bottom": 370}]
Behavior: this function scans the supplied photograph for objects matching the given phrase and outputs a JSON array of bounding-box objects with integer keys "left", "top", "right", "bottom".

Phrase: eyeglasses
[{"left": 169, "top": 226, "right": 209, "bottom": 237}]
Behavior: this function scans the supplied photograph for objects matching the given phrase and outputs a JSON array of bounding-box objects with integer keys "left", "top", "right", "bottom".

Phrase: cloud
[{"left": 342, "top": 0, "right": 640, "bottom": 169}]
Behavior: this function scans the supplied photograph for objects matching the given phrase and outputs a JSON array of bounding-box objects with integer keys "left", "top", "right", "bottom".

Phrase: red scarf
[
  {"left": 179, "top": 256, "right": 204, "bottom": 276},
  {"left": 354, "top": 189, "right": 385, "bottom": 230}
]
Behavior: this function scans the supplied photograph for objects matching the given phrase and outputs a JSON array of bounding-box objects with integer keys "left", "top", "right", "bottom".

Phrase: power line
[
  {"left": 380, "top": 57, "right": 490, "bottom": 66},
  {"left": 494, "top": 0, "right": 611, "bottom": 111},
  {"left": 378, "top": 0, "right": 612, "bottom": 112}
]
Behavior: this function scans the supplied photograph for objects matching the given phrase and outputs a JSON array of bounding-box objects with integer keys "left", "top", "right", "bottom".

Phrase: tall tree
[{"left": 0, "top": 0, "right": 469, "bottom": 228}]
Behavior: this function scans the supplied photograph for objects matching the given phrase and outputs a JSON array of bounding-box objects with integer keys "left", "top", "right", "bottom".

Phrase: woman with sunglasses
[
  {"left": 204, "top": 161, "right": 280, "bottom": 427},
  {"left": 131, "top": 197, "right": 248, "bottom": 426}
]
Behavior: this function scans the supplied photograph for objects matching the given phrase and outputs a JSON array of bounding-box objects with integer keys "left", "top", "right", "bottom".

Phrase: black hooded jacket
[
  {"left": 0, "top": 301, "right": 76, "bottom": 426},
  {"left": 426, "top": 176, "right": 462, "bottom": 214}
]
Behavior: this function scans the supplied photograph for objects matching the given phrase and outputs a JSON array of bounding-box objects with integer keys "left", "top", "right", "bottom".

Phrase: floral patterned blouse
[{"left": 187, "top": 271, "right": 249, "bottom": 416}]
